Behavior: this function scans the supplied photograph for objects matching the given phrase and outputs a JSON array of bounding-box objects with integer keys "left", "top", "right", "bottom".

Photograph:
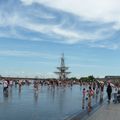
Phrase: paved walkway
[{"left": 86, "top": 102, "right": 120, "bottom": 120}]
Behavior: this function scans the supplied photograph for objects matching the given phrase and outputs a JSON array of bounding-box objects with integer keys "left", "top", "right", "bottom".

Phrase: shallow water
[{"left": 0, "top": 84, "right": 106, "bottom": 120}]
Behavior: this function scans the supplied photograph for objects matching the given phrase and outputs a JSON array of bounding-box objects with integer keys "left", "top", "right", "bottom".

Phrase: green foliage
[
  {"left": 80, "top": 75, "right": 96, "bottom": 82},
  {"left": 80, "top": 77, "right": 88, "bottom": 82},
  {"left": 69, "top": 77, "right": 77, "bottom": 81},
  {"left": 68, "top": 75, "right": 96, "bottom": 82}
]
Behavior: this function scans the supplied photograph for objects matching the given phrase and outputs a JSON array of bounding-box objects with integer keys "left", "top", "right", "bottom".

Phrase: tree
[
  {"left": 80, "top": 75, "right": 96, "bottom": 82},
  {"left": 70, "top": 77, "right": 78, "bottom": 81},
  {"left": 87, "top": 75, "right": 96, "bottom": 82},
  {"left": 80, "top": 77, "right": 88, "bottom": 82}
]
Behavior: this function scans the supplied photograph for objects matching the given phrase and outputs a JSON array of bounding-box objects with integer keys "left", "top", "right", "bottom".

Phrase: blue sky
[{"left": 0, "top": 0, "right": 120, "bottom": 78}]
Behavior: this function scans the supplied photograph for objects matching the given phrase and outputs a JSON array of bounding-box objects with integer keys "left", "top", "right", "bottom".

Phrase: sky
[{"left": 0, "top": 0, "right": 120, "bottom": 78}]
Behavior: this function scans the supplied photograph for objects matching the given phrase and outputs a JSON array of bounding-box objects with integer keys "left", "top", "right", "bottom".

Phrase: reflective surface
[{"left": 0, "top": 84, "right": 106, "bottom": 120}]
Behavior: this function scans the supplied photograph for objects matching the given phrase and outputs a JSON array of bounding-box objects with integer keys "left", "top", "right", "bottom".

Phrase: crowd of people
[
  {"left": 81, "top": 81, "right": 104, "bottom": 111},
  {"left": 1, "top": 79, "right": 120, "bottom": 112},
  {"left": 81, "top": 80, "right": 120, "bottom": 112}
]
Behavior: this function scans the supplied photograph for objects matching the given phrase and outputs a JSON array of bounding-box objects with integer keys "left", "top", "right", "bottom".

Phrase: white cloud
[
  {"left": 21, "top": 0, "right": 120, "bottom": 27},
  {"left": 0, "top": 11, "right": 112, "bottom": 44},
  {"left": 51, "top": 27, "right": 104, "bottom": 44},
  {"left": 0, "top": 12, "right": 22, "bottom": 27},
  {"left": 71, "top": 63, "right": 105, "bottom": 68},
  {"left": 90, "top": 43, "right": 119, "bottom": 50},
  {"left": 0, "top": 50, "right": 58, "bottom": 59},
  {"left": 0, "top": 0, "right": 117, "bottom": 45}
]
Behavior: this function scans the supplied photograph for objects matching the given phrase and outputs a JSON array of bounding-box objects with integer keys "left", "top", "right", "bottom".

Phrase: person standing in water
[
  {"left": 82, "top": 88, "right": 86, "bottom": 98},
  {"left": 3, "top": 80, "right": 8, "bottom": 92},
  {"left": 87, "top": 86, "right": 94, "bottom": 112},
  {"left": 82, "top": 88, "right": 86, "bottom": 109},
  {"left": 107, "top": 82, "right": 112, "bottom": 103}
]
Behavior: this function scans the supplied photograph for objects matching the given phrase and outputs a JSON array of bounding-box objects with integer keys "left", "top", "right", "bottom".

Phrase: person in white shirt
[
  {"left": 113, "top": 88, "right": 118, "bottom": 103},
  {"left": 3, "top": 80, "right": 8, "bottom": 92}
]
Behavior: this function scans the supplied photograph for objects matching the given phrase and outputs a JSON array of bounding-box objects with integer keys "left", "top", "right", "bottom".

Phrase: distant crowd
[{"left": 1, "top": 79, "right": 120, "bottom": 111}]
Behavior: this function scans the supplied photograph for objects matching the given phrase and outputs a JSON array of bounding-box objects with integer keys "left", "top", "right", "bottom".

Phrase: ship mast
[{"left": 55, "top": 53, "right": 71, "bottom": 80}]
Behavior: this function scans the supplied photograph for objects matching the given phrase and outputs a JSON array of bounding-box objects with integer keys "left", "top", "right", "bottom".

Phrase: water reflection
[
  {"left": 0, "top": 82, "right": 107, "bottom": 120},
  {"left": 9, "top": 87, "right": 13, "bottom": 101},
  {"left": 99, "top": 91, "right": 103, "bottom": 103},
  {"left": 95, "top": 94, "right": 98, "bottom": 103},
  {"left": 3, "top": 89, "right": 9, "bottom": 100},
  {"left": 82, "top": 97, "right": 85, "bottom": 109},
  {"left": 34, "top": 90, "right": 39, "bottom": 104},
  {"left": 18, "top": 86, "right": 21, "bottom": 98},
  {"left": 58, "top": 87, "right": 66, "bottom": 113}
]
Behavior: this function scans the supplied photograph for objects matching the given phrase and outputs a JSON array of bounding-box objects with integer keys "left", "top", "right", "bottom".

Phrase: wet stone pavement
[
  {"left": 0, "top": 84, "right": 106, "bottom": 120},
  {"left": 85, "top": 101, "right": 120, "bottom": 120}
]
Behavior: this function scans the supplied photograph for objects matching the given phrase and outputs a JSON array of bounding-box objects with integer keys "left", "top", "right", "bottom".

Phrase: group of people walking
[
  {"left": 107, "top": 82, "right": 120, "bottom": 103},
  {"left": 81, "top": 81, "right": 120, "bottom": 112}
]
